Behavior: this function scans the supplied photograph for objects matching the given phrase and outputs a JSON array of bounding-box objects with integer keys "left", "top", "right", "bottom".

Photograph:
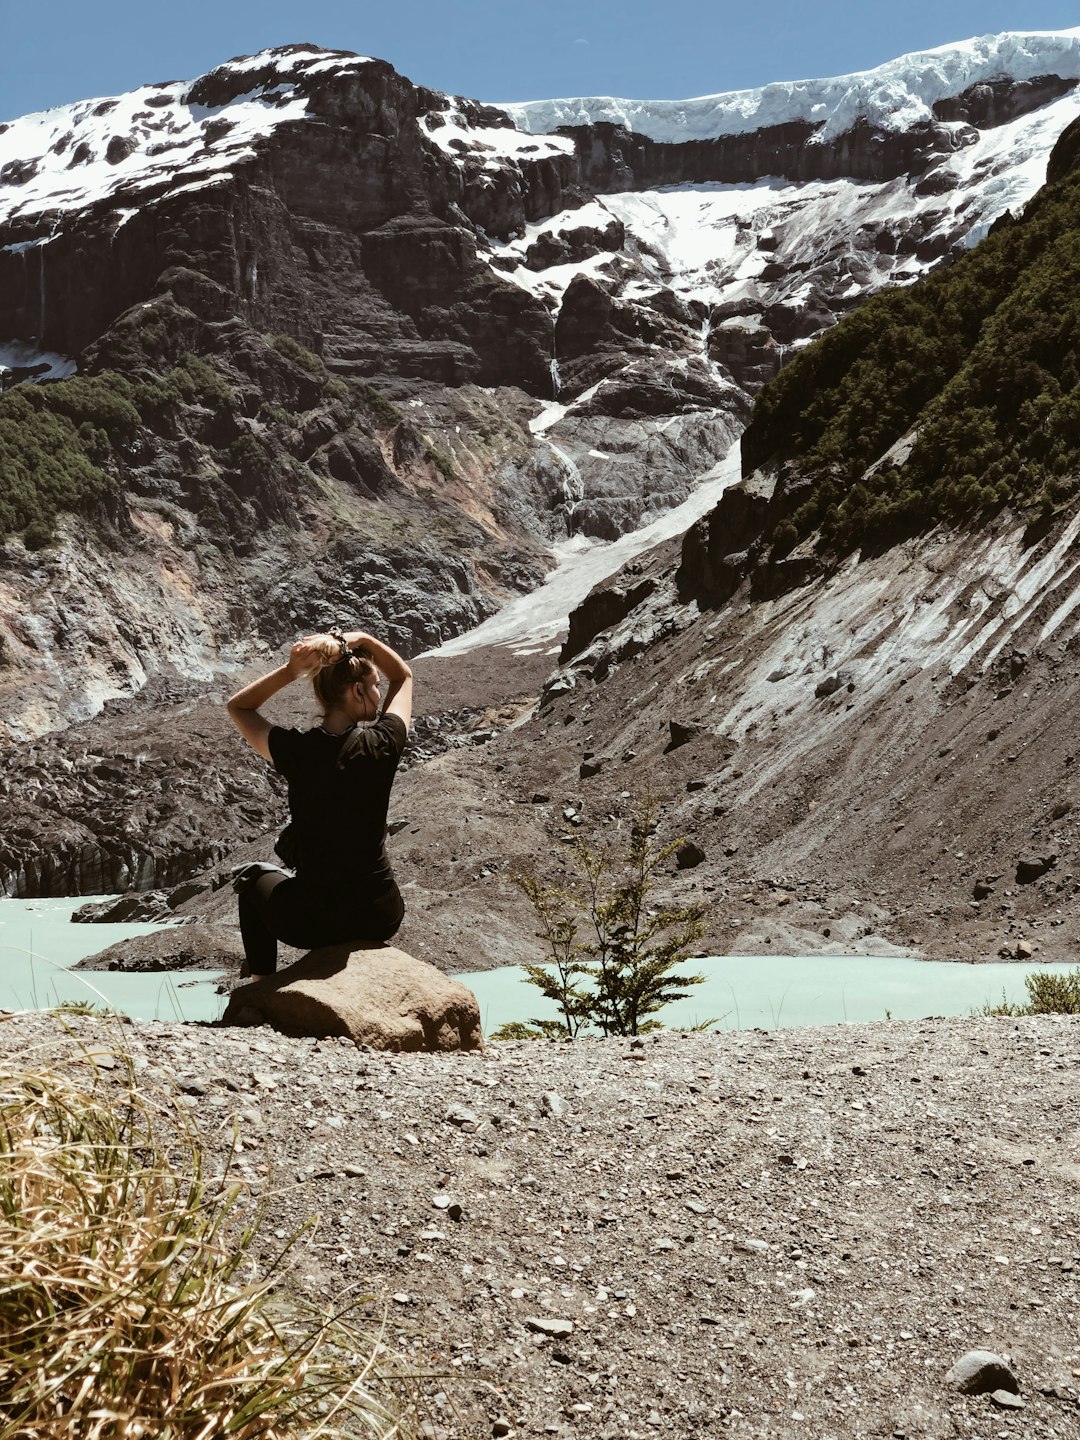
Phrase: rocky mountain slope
[
  {"left": 156, "top": 57, "right": 1080, "bottom": 970},
  {"left": 3, "top": 33, "right": 1080, "bottom": 747},
  {"left": 7, "top": 30, "right": 1080, "bottom": 918},
  {"left": 377, "top": 87, "right": 1080, "bottom": 969}
]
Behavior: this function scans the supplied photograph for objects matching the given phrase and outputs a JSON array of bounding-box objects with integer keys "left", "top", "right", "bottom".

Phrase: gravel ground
[{"left": 4, "top": 1009, "right": 1080, "bottom": 1440}]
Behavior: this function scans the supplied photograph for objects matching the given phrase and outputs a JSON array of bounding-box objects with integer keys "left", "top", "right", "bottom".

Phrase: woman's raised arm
[
  {"left": 226, "top": 639, "right": 325, "bottom": 761},
  {"left": 343, "top": 630, "right": 413, "bottom": 730}
]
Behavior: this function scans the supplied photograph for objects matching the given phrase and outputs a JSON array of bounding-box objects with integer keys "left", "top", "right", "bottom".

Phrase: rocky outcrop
[
  {"left": 932, "top": 74, "right": 1076, "bottom": 128},
  {"left": 674, "top": 465, "right": 825, "bottom": 610},
  {"left": 222, "top": 943, "right": 483, "bottom": 1050},
  {"left": 0, "top": 111, "right": 557, "bottom": 394},
  {"left": 0, "top": 710, "right": 247, "bottom": 896},
  {"left": 565, "top": 115, "right": 963, "bottom": 192},
  {"left": 561, "top": 571, "right": 658, "bottom": 662},
  {"left": 0, "top": 334, "right": 563, "bottom": 745},
  {"left": 75, "top": 923, "right": 244, "bottom": 972},
  {"left": 516, "top": 72, "right": 1078, "bottom": 198}
]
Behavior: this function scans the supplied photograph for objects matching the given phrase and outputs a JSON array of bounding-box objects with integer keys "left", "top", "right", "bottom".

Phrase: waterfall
[
  {"left": 550, "top": 355, "right": 561, "bottom": 398},
  {"left": 38, "top": 245, "right": 45, "bottom": 345},
  {"left": 544, "top": 437, "right": 584, "bottom": 537}
]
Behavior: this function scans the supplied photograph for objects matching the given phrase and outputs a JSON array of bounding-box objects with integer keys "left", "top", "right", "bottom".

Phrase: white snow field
[{"left": 499, "top": 29, "right": 1080, "bottom": 142}]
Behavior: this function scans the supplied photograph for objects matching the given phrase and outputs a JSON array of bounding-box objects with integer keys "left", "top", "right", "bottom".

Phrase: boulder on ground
[
  {"left": 814, "top": 669, "right": 854, "bottom": 698},
  {"left": 221, "top": 945, "right": 483, "bottom": 1052},
  {"left": 666, "top": 719, "right": 702, "bottom": 751},
  {"left": 72, "top": 890, "right": 172, "bottom": 924},
  {"left": 945, "top": 1349, "right": 1019, "bottom": 1396},
  {"left": 1015, "top": 851, "right": 1055, "bottom": 884},
  {"left": 676, "top": 842, "right": 706, "bottom": 869}
]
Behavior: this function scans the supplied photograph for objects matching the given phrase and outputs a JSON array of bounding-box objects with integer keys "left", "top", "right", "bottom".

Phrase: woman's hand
[{"left": 286, "top": 636, "right": 331, "bottom": 679}]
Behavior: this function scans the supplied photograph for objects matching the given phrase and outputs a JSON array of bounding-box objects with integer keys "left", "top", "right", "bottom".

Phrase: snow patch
[
  {"left": 529, "top": 400, "right": 569, "bottom": 435},
  {"left": 423, "top": 110, "right": 574, "bottom": 170},
  {"left": 485, "top": 83, "right": 1080, "bottom": 334}
]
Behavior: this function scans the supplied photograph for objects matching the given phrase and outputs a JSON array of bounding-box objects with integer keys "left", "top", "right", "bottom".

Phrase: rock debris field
[{"left": 5, "top": 1010, "right": 1080, "bottom": 1440}]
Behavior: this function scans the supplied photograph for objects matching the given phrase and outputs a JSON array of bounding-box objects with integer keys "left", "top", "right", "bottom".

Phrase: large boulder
[{"left": 221, "top": 945, "right": 483, "bottom": 1052}]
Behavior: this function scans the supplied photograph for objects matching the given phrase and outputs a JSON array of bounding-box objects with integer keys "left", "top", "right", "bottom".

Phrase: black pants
[{"left": 237, "top": 868, "right": 405, "bottom": 976}]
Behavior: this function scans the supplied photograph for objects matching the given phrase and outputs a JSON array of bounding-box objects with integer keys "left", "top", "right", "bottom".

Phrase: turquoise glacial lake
[
  {"left": 0, "top": 897, "right": 222, "bottom": 1023},
  {"left": 1, "top": 897, "right": 1075, "bottom": 1032}
]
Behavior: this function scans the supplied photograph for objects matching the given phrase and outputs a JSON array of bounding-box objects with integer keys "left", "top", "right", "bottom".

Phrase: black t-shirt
[{"left": 267, "top": 713, "right": 407, "bottom": 896}]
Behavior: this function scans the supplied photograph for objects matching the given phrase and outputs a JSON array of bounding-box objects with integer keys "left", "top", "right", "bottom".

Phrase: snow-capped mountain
[
  {"left": 1, "top": 31, "right": 1079, "bottom": 749},
  {"left": 3, "top": 33, "right": 1077, "bottom": 419}
]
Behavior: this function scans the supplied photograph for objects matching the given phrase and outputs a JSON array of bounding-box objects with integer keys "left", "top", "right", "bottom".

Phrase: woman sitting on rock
[{"left": 226, "top": 628, "right": 412, "bottom": 975}]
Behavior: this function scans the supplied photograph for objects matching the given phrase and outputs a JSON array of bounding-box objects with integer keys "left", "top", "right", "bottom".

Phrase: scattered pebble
[
  {"left": 524, "top": 1317, "right": 574, "bottom": 1339},
  {"left": 5, "top": 1011, "right": 1074, "bottom": 1438}
]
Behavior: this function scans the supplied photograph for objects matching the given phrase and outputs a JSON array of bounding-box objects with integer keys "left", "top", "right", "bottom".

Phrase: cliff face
[
  {"left": 0, "top": 54, "right": 562, "bottom": 388},
  {"left": 561, "top": 76, "right": 1078, "bottom": 192}
]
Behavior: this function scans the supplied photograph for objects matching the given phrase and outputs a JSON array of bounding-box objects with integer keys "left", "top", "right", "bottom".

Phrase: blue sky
[{"left": 3, "top": 0, "right": 1080, "bottom": 121}]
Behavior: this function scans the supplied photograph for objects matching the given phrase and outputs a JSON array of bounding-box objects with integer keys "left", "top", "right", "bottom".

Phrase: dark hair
[{"left": 311, "top": 648, "right": 378, "bottom": 717}]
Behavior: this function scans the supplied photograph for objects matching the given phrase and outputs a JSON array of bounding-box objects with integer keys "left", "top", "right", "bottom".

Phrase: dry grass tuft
[{"left": 0, "top": 1061, "right": 423, "bottom": 1439}]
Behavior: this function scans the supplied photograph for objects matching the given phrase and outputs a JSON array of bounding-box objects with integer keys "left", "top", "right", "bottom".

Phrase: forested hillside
[{"left": 742, "top": 114, "right": 1080, "bottom": 555}]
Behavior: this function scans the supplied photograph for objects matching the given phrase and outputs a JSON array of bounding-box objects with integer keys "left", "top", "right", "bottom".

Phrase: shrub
[
  {"left": 226, "top": 432, "right": 272, "bottom": 477},
  {"left": 0, "top": 402, "right": 115, "bottom": 542},
  {"left": 353, "top": 382, "right": 403, "bottom": 430},
  {"left": 171, "top": 353, "right": 236, "bottom": 412},
  {"left": 259, "top": 402, "right": 295, "bottom": 428},
  {"left": 425, "top": 444, "right": 459, "bottom": 483},
  {"left": 508, "top": 793, "right": 708, "bottom": 1038},
  {"left": 21, "top": 520, "right": 55, "bottom": 551},
  {"left": 977, "top": 966, "right": 1080, "bottom": 1016},
  {"left": 0, "top": 351, "right": 238, "bottom": 543},
  {"left": 270, "top": 334, "right": 329, "bottom": 381},
  {"left": 770, "top": 517, "right": 798, "bottom": 558},
  {"left": 132, "top": 378, "right": 180, "bottom": 424},
  {"left": 0, "top": 1060, "right": 428, "bottom": 1439},
  {"left": 25, "top": 373, "right": 141, "bottom": 442},
  {"left": 1024, "top": 965, "right": 1080, "bottom": 1013}
]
